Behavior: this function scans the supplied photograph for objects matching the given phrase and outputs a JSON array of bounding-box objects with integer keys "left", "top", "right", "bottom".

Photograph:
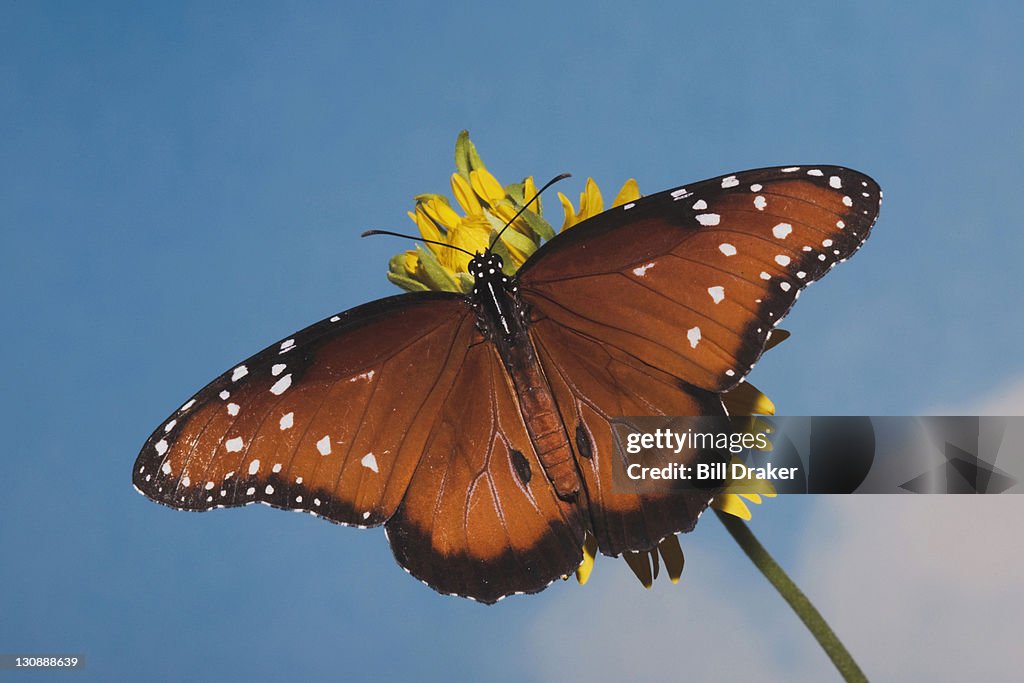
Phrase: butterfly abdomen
[{"left": 497, "top": 337, "right": 581, "bottom": 499}]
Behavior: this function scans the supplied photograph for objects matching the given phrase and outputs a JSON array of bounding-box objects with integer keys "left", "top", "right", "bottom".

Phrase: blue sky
[{"left": 3, "top": 2, "right": 1023, "bottom": 680}]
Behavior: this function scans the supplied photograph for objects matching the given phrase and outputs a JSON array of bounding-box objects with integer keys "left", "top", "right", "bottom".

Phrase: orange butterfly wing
[
  {"left": 133, "top": 293, "right": 472, "bottom": 527},
  {"left": 520, "top": 166, "right": 882, "bottom": 393}
]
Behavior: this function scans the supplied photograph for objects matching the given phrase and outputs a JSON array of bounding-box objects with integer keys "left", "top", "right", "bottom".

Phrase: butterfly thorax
[
  {"left": 467, "top": 252, "right": 527, "bottom": 345},
  {"left": 467, "top": 252, "right": 581, "bottom": 500}
]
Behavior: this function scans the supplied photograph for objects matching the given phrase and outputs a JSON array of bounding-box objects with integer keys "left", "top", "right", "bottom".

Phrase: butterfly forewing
[
  {"left": 133, "top": 293, "right": 471, "bottom": 527},
  {"left": 519, "top": 165, "right": 881, "bottom": 393}
]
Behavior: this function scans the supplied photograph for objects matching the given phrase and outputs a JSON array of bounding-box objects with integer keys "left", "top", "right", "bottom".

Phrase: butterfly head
[{"left": 467, "top": 252, "right": 505, "bottom": 281}]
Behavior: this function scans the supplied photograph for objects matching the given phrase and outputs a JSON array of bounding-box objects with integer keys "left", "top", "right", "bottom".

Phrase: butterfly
[{"left": 133, "top": 165, "right": 881, "bottom": 603}]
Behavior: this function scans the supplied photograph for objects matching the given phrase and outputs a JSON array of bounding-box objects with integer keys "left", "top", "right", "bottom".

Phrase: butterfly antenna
[
  {"left": 489, "top": 173, "right": 571, "bottom": 250},
  {"left": 360, "top": 229, "right": 477, "bottom": 258}
]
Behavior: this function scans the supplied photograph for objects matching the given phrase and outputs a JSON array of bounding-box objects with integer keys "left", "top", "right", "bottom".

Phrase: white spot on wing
[
  {"left": 707, "top": 286, "right": 725, "bottom": 304},
  {"left": 279, "top": 412, "right": 294, "bottom": 430},
  {"left": 671, "top": 187, "right": 691, "bottom": 200},
  {"left": 721, "top": 175, "right": 739, "bottom": 188},
  {"left": 829, "top": 175, "right": 842, "bottom": 188},
  {"left": 632, "top": 262, "right": 655, "bottom": 277},
  {"left": 623, "top": 202, "right": 635, "bottom": 210},
  {"left": 842, "top": 195, "right": 853, "bottom": 207},
  {"left": 248, "top": 459, "right": 260, "bottom": 475},
  {"left": 687, "top": 326, "right": 701, "bottom": 348},
  {"left": 272, "top": 463, "right": 282, "bottom": 473},
  {"left": 317, "top": 436, "right": 332, "bottom": 456},
  {"left": 775, "top": 254, "right": 791, "bottom": 266},
  {"left": 227, "top": 403, "right": 240, "bottom": 416},
  {"left": 753, "top": 195, "right": 767, "bottom": 210},
  {"left": 270, "top": 374, "right": 292, "bottom": 395},
  {"left": 265, "top": 484, "right": 274, "bottom": 495},
  {"left": 219, "top": 390, "right": 230, "bottom": 400},
  {"left": 696, "top": 213, "right": 721, "bottom": 226},
  {"left": 363, "top": 511, "right": 371, "bottom": 520},
  {"left": 750, "top": 183, "right": 762, "bottom": 191},
  {"left": 272, "top": 363, "right": 286, "bottom": 376},
  {"left": 719, "top": 243, "right": 737, "bottom": 256},
  {"left": 781, "top": 166, "right": 800, "bottom": 172},
  {"left": 349, "top": 370, "right": 376, "bottom": 383},
  {"left": 780, "top": 281, "right": 792, "bottom": 292},
  {"left": 164, "top": 420, "right": 177, "bottom": 433},
  {"left": 180, "top": 399, "right": 196, "bottom": 411},
  {"left": 280, "top": 339, "right": 295, "bottom": 352},
  {"left": 155, "top": 439, "right": 168, "bottom": 456},
  {"left": 807, "top": 168, "right": 824, "bottom": 176},
  {"left": 226, "top": 437, "right": 244, "bottom": 452},
  {"left": 692, "top": 199, "right": 708, "bottom": 210},
  {"left": 361, "top": 452, "right": 379, "bottom": 473},
  {"left": 231, "top": 365, "right": 248, "bottom": 382},
  {"left": 772, "top": 223, "right": 793, "bottom": 239},
  {"left": 330, "top": 315, "right": 340, "bottom": 322},
  {"left": 161, "top": 461, "right": 172, "bottom": 475},
  {"left": 181, "top": 476, "right": 191, "bottom": 487}
]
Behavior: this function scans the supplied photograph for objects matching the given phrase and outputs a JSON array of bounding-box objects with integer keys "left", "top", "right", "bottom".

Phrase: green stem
[{"left": 715, "top": 509, "right": 868, "bottom": 682}]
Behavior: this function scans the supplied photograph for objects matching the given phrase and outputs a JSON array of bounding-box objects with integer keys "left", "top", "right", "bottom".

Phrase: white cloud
[
  {"left": 927, "top": 374, "right": 1024, "bottom": 415},
  {"left": 525, "top": 377, "right": 1024, "bottom": 680},
  {"left": 802, "top": 497, "right": 1024, "bottom": 679}
]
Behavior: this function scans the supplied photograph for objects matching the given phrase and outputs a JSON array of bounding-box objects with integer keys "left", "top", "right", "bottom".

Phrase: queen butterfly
[{"left": 133, "top": 165, "right": 881, "bottom": 603}]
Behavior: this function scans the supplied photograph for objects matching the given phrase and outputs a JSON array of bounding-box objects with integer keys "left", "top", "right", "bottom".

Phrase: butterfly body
[
  {"left": 467, "top": 251, "right": 582, "bottom": 500},
  {"left": 134, "top": 165, "right": 882, "bottom": 603}
]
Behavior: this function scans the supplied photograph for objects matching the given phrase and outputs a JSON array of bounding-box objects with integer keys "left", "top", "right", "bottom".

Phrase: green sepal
[
  {"left": 515, "top": 205, "right": 555, "bottom": 243},
  {"left": 386, "top": 272, "right": 430, "bottom": 293},
  {"left": 387, "top": 251, "right": 410, "bottom": 273},
  {"left": 455, "top": 272, "right": 475, "bottom": 294},
  {"left": 454, "top": 130, "right": 485, "bottom": 181},
  {"left": 413, "top": 193, "right": 452, "bottom": 207},
  {"left": 414, "top": 245, "right": 461, "bottom": 293},
  {"left": 496, "top": 224, "right": 539, "bottom": 261}
]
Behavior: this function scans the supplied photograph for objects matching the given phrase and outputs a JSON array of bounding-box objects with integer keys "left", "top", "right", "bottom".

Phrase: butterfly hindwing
[
  {"left": 385, "top": 339, "right": 585, "bottom": 603},
  {"left": 132, "top": 293, "right": 472, "bottom": 527},
  {"left": 519, "top": 165, "right": 881, "bottom": 393},
  {"left": 531, "top": 318, "right": 723, "bottom": 556}
]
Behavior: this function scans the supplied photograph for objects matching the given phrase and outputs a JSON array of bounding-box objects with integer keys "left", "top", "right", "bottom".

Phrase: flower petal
[
  {"left": 575, "top": 533, "right": 599, "bottom": 585},
  {"left": 722, "top": 380, "right": 776, "bottom": 416},
  {"left": 612, "top": 178, "right": 641, "bottom": 207},
  {"left": 712, "top": 493, "right": 752, "bottom": 520},
  {"left": 451, "top": 173, "right": 483, "bottom": 215},
  {"left": 658, "top": 535, "right": 686, "bottom": 583},
  {"left": 558, "top": 191, "right": 580, "bottom": 231},
  {"left": 470, "top": 167, "right": 506, "bottom": 206},
  {"left": 579, "top": 178, "right": 605, "bottom": 220},
  {"left": 622, "top": 550, "right": 654, "bottom": 588},
  {"left": 421, "top": 197, "right": 462, "bottom": 230}
]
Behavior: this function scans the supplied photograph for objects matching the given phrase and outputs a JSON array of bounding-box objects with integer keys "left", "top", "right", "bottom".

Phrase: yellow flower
[
  {"left": 390, "top": 131, "right": 782, "bottom": 589},
  {"left": 387, "top": 131, "right": 555, "bottom": 294}
]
